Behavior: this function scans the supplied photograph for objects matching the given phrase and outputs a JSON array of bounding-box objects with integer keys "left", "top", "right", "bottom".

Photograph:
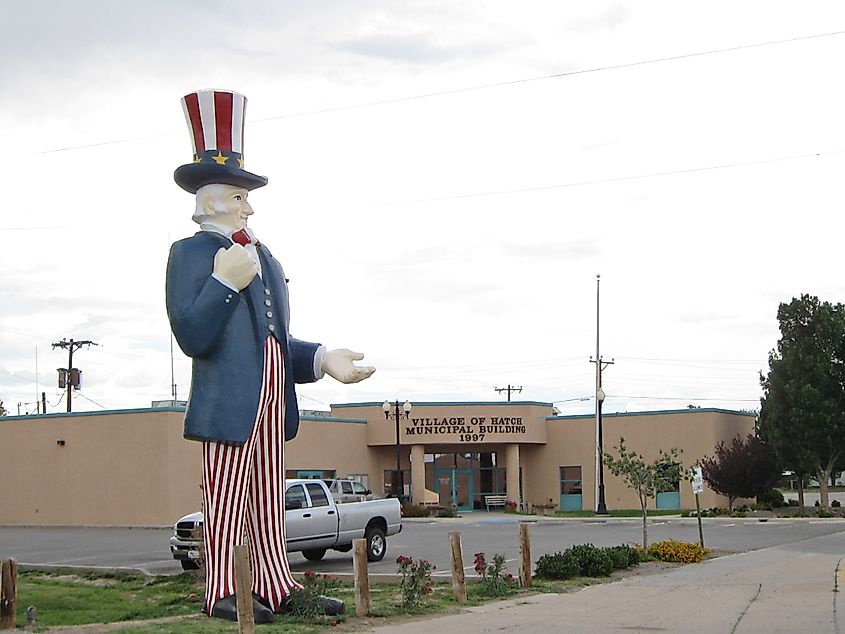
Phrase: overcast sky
[{"left": 1, "top": 1, "right": 843, "bottom": 417}]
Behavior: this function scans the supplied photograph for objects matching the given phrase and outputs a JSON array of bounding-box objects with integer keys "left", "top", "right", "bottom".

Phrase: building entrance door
[{"left": 434, "top": 467, "right": 474, "bottom": 512}]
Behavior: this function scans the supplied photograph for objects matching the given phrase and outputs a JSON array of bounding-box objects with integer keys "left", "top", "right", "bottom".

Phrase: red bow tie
[{"left": 231, "top": 229, "right": 260, "bottom": 247}]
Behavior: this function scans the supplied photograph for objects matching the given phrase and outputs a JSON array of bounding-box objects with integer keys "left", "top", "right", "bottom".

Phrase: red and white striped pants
[{"left": 201, "top": 336, "right": 301, "bottom": 612}]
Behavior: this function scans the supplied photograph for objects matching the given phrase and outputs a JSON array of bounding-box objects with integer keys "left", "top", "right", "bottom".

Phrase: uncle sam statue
[{"left": 166, "top": 89, "right": 374, "bottom": 623}]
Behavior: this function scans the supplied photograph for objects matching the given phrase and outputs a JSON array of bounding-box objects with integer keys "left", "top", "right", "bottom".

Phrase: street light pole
[
  {"left": 383, "top": 400, "right": 412, "bottom": 500},
  {"left": 589, "top": 275, "right": 612, "bottom": 515},
  {"left": 596, "top": 386, "right": 608, "bottom": 514}
]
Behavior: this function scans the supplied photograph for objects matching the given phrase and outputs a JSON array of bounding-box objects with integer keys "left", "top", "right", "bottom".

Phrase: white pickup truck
[{"left": 170, "top": 479, "right": 402, "bottom": 570}]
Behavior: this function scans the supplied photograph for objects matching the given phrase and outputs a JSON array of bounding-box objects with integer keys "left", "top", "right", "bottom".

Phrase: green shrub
[
  {"left": 788, "top": 499, "right": 800, "bottom": 507},
  {"left": 437, "top": 504, "right": 458, "bottom": 518},
  {"left": 473, "top": 552, "right": 518, "bottom": 597},
  {"left": 606, "top": 546, "right": 630, "bottom": 570},
  {"left": 401, "top": 503, "right": 430, "bottom": 518},
  {"left": 818, "top": 509, "right": 835, "bottom": 518},
  {"left": 619, "top": 544, "right": 643, "bottom": 566},
  {"left": 730, "top": 510, "right": 746, "bottom": 518},
  {"left": 396, "top": 555, "right": 434, "bottom": 609},
  {"left": 534, "top": 551, "right": 580, "bottom": 580},
  {"left": 757, "top": 488, "right": 785, "bottom": 507},
  {"left": 833, "top": 500, "right": 841, "bottom": 508},
  {"left": 568, "top": 543, "right": 613, "bottom": 577}
]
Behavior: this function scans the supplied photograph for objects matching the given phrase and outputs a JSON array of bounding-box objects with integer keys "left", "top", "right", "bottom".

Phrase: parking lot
[{"left": 2, "top": 514, "right": 844, "bottom": 578}]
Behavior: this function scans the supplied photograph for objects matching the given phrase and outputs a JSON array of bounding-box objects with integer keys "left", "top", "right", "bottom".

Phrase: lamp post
[
  {"left": 383, "top": 399, "right": 412, "bottom": 500},
  {"left": 590, "top": 274, "right": 612, "bottom": 515},
  {"left": 596, "top": 386, "right": 608, "bottom": 515}
]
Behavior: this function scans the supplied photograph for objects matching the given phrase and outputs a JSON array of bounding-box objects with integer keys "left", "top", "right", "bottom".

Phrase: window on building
[
  {"left": 305, "top": 482, "right": 331, "bottom": 507},
  {"left": 286, "top": 469, "right": 336, "bottom": 480},
  {"left": 560, "top": 466, "right": 582, "bottom": 495}
]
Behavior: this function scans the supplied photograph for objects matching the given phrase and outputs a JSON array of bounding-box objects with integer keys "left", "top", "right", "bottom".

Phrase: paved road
[{"left": 2, "top": 515, "right": 844, "bottom": 578}]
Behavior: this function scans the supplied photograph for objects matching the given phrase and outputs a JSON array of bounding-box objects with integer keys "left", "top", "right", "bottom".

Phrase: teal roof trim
[
  {"left": 546, "top": 407, "right": 757, "bottom": 422},
  {"left": 1, "top": 406, "right": 186, "bottom": 422},
  {"left": 331, "top": 400, "right": 554, "bottom": 408},
  {"left": 300, "top": 416, "right": 368, "bottom": 424}
]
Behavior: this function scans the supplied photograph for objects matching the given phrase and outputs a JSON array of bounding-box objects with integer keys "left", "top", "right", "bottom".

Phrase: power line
[
  {"left": 75, "top": 392, "right": 109, "bottom": 410},
  {"left": 253, "top": 29, "right": 845, "bottom": 122},
  {"left": 610, "top": 394, "right": 759, "bottom": 402},
  {"left": 29, "top": 29, "right": 845, "bottom": 156},
  {"left": 376, "top": 149, "right": 845, "bottom": 206}
]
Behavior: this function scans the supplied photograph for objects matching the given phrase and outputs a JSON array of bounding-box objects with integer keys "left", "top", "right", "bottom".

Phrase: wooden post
[
  {"left": 352, "top": 538, "right": 370, "bottom": 617},
  {"left": 518, "top": 523, "right": 532, "bottom": 588},
  {"left": 0, "top": 558, "right": 17, "bottom": 630},
  {"left": 449, "top": 531, "right": 467, "bottom": 603},
  {"left": 233, "top": 544, "right": 255, "bottom": 634}
]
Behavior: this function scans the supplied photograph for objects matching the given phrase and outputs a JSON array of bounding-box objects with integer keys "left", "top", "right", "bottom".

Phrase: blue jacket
[{"left": 166, "top": 231, "right": 321, "bottom": 444}]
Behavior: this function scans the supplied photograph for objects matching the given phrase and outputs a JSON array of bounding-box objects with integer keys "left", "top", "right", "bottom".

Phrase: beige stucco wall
[
  {"left": 0, "top": 409, "right": 371, "bottom": 526},
  {"left": 0, "top": 409, "right": 201, "bottom": 526},
  {"left": 523, "top": 410, "right": 756, "bottom": 510},
  {"left": 0, "top": 404, "right": 757, "bottom": 525},
  {"left": 286, "top": 417, "right": 371, "bottom": 480}
]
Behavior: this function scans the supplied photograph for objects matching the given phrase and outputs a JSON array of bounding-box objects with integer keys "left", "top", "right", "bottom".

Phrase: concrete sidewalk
[{"left": 366, "top": 531, "right": 845, "bottom": 633}]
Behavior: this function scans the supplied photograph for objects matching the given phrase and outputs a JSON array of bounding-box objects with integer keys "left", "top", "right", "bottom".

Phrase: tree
[
  {"left": 759, "top": 295, "right": 845, "bottom": 510},
  {"left": 0, "top": 399, "right": 6, "bottom": 416},
  {"left": 699, "top": 435, "right": 780, "bottom": 511},
  {"left": 603, "top": 438, "right": 682, "bottom": 548}
]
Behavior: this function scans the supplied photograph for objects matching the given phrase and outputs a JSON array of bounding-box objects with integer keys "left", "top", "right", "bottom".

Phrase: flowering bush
[
  {"left": 396, "top": 555, "right": 434, "bottom": 608},
  {"left": 287, "top": 571, "right": 343, "bottom": 621},
  {"left": 647, "top": 539, "right": 709, "bottom": 563},
  {"left": 473, "top": 552, "right": 518, "bottom": 596}
]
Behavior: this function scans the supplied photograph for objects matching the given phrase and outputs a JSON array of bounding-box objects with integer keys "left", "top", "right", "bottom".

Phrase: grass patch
[
  {"left": 12, "top": 562, "right": 669, "bottom": 631},
  {"left": 16, "top": 570, "right": 202, "bottom": 627},
  {"left": 553, "top": 509, "right": 689, "bottom": 518}
]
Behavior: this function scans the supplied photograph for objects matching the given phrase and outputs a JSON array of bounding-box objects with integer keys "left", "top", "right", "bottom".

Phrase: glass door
[{"left": 434, "top": 467, "right": 475, "bottom": 512}]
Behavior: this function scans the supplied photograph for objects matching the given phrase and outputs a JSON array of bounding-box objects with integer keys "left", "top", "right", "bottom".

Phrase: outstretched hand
[{"left": 322, "top": 349, "right": 376, "bottom": 384}]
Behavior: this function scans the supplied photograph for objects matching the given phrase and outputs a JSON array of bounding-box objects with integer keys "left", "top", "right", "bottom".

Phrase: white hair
[{"left": 192, "top": 184, "right": 231, "bottom": 224}]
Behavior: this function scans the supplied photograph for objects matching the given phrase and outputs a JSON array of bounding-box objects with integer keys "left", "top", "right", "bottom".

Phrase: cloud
[{"left": 566, "top": 5, "right": 631, "bottom": 33}]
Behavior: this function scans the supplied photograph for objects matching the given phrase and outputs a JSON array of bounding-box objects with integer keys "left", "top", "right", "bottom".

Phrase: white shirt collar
[{"left": 200, "top": 221, "right": 258, "bottom": 244}]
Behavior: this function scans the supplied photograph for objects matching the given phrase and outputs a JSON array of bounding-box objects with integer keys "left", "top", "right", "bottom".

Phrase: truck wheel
[
  {"left": 302, "top": 548, "right": 327, "bottom": 561},
  {"left": 366, "top": 527, "right": 386, "bottom": 562},
  {"left": 181, "top": 560, "right": 200, "bottom": 571}
]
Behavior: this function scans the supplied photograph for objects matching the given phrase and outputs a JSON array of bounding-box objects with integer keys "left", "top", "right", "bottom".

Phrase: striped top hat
[{"left": 173, "top": 89, "right": 268, "bottom": 194}]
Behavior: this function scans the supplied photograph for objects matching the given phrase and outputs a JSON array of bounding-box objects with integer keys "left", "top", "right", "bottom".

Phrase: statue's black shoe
[
  {"left": 319, "top": 595, "right": 345, "bottom": 616},
  {"left": 207, "top": 594, "right": 275, "bottom": 623}
]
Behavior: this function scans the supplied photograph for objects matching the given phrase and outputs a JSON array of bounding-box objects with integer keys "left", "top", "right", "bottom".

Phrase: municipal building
[{"left": 0, "top": 402, "right": 754, "bottom": 525}]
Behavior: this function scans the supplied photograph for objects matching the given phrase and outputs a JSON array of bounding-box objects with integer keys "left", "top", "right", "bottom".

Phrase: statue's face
[{"left": 209, "top": 185, "right": 254, "bottom": 231}]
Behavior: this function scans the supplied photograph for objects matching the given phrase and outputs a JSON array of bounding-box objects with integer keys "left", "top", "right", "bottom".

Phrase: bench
[{"left": 484, "top": 495, "right": 508, "bottom": 511}]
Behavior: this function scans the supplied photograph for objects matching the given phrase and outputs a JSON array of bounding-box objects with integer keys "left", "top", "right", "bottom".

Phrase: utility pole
[
  {"left": 494, "top": 385, "right": 522, "bottom": 402},
  {"left": 589, "top": 275, "right": 613, "bottom": 515},
  {"left": 51, "top": 338, "right": 97, "bottom": 413}
]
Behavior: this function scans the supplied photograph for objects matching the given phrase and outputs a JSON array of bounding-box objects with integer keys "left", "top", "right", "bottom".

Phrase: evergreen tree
[{"left": 759, "top": 295, "right": 845, "bottom": 509}]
